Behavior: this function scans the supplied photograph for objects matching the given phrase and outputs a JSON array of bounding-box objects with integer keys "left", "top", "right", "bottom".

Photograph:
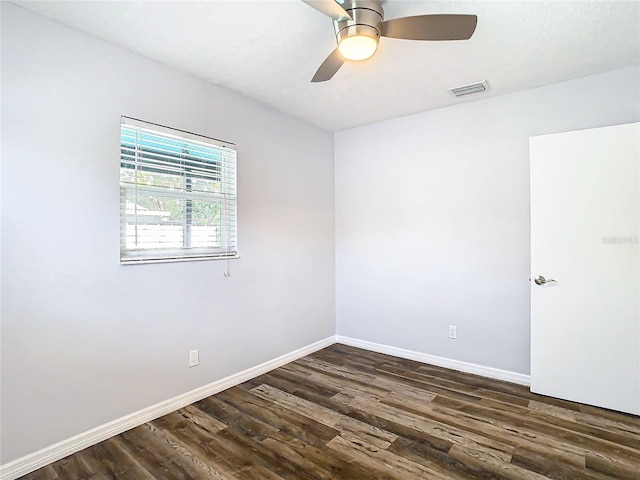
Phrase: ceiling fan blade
[
  {"left": 381, "top": 14, "right": 478, "bottom": 41},
  {"left": 312, "top": 48, "right": 344, "bottom": 82},
  {"left": 301, "top": 0, "right": 352, "bottom": 21}
]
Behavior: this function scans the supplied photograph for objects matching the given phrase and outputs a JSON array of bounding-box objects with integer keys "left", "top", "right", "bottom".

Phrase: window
[{"left": 120, "top": 117, "right": 237, "bottom": 264}]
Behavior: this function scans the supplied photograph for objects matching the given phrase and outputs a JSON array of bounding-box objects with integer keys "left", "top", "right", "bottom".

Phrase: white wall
[
  {"left": 335, "top": 65, "right": 640, "bottom": 375},
  {"left": 0, "top": 3, "right": 335, "bottom": 464}
]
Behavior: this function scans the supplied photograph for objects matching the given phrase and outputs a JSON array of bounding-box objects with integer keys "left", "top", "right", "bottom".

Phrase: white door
[{"left": 530, "top": 122, "right": 640, "bottom": 415}]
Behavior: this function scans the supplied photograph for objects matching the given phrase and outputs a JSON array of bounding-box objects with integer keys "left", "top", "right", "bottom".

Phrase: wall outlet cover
[
  {"left": 448, "top": 326, "right": 457, "bottom": 339},
  {"left": 189, "top": 349, "right": 199, "bottom": 367}
]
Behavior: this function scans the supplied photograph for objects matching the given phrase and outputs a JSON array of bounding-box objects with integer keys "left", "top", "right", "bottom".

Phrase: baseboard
[
  {"left": 0, "top": 336, "right": 336, "bottom": 480},
  {"left": 335, "top": 335, "right": 531, "bottom": 386},
  {"left": 1, "top": 334, "right": 530, "bottom": 479}
]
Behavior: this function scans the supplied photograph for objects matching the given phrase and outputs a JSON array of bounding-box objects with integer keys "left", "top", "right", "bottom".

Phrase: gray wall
[
  {"left": 335, "top": 65, "right": 640, "bottom": 375},
  {"left": 1, "top": 3, "right": 335, "bottom": 463}
]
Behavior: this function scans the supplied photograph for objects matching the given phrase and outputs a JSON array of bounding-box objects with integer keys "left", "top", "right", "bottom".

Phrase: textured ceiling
[{"left": 13, "top": 0, "right": 640, "bottom": 131}]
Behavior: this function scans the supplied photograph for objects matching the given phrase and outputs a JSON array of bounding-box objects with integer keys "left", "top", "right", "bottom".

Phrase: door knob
[{"left": 534, "top": 275, "right": 556, "bottom": 285}]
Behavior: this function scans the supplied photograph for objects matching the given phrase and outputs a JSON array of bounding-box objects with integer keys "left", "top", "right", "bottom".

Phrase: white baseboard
[
  {"left": 0, "top": 336, "right": 335, "bottom": 480},
  {"left": 335, "top": 336, "right": 531, "bottom": 386},
  {"left": 1, "top": 334, "right": 530, "bottom": 479}
]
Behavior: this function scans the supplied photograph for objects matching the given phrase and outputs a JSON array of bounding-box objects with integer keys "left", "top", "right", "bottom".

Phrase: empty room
[{"left": 1, "top": 0, "right": 639, "bottom": 479}]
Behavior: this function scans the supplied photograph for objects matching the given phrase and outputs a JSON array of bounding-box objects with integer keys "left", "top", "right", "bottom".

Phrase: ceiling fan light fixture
[
  {"left": 338, "top": 34, "right": 378, "bottom": 61},
  {"left": 305, "top": 0, "right": 477, "bottom": 82}
]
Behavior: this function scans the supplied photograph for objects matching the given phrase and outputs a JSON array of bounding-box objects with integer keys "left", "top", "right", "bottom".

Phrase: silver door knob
[{"left": 534, "top": 275, "right": 556, "bottom": 285}]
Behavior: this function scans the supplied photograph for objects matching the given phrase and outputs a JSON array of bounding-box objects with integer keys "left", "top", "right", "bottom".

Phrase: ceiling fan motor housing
[{"left": 334, "top": 0, "right": 384, "bottom": 45}]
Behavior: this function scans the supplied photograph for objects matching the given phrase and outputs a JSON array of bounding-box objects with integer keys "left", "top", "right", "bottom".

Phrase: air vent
[{"left": 448, "top": 80, "right": 490, "bottom": 98}]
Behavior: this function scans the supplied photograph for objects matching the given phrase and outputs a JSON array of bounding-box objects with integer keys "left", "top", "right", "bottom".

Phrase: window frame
[{"left": 119, "top": 117, "right": 238, "bottom": 265}]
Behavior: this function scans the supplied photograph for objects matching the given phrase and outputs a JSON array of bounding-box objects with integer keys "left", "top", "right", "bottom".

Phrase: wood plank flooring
[{"left": 20, "top": 344, "right": 640, "bottom": 479}]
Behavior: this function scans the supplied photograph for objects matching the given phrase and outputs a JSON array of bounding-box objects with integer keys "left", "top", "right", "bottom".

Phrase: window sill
[{"left": 120, "top": 255, "right": 240, "bottom": 266}]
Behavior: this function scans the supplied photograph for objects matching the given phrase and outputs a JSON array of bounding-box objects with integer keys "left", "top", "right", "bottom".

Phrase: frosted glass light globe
[{"left": 338, "top": 35, "right": 378, "bottom": 61}]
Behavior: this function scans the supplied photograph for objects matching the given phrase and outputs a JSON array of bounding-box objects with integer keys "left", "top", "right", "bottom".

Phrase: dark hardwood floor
[{"left": 20, "top": 344, "right": 640, "bottom": 479}]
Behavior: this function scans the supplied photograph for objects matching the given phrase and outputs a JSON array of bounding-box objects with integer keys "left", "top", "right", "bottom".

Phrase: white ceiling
[{"left": 14, "top": 0, "right": 640, "bottom": 131}]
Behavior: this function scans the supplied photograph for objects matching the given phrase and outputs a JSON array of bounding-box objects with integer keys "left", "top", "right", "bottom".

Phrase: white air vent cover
[{"left": 448, "top": 80, "right": 490, "bottom": 97}]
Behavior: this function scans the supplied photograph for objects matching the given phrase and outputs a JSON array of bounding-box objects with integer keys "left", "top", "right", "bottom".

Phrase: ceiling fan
[{"left": 302, "top": 0, "right": 478, "bottom": 82}]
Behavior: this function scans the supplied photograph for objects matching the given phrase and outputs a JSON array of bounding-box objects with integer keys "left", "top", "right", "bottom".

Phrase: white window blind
[{"left": 120, "top": 117, "right": 237, "bottom": 264}]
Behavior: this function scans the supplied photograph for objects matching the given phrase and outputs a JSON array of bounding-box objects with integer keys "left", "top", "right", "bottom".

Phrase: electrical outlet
[
  {"left": 189, "top": 349, "right": 199, "bottom": 367},
  {"left": 448, "top": 325, "right": 457, "bottom": 339}
]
